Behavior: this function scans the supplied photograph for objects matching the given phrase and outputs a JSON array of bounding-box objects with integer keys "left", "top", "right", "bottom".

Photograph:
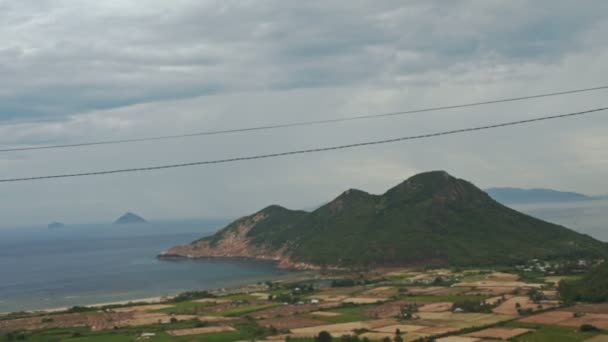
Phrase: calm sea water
[
  {"left": 0, "top": 219, "right": 295, "bottom": 313},
  {"left": 512, "top": 199, "right": 608, "bottom": 242}
]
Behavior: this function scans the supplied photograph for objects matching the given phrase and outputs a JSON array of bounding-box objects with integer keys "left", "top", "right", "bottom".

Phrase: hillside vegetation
[
  {"left": 169, "top": 171, "right": 607, "bottom": 268},
  {"left": 559, "top": 262, "right": 608, "bottom": 303}
]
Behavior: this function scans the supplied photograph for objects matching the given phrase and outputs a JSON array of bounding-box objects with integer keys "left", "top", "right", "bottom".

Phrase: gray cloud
[
  {"left": 0, "top": 0, "right": 607, "bottom": 226},
  {"left": 2, "top": 0, "right": 607, "bottom": 120}
]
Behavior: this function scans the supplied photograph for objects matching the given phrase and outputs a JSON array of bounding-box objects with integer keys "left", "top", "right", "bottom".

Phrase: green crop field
[
  {"left": 306, "top": 305, "right": 369, "bottom": 323},
  {"left": 154, "top": 300, "right": 215, "bottom": 314}
]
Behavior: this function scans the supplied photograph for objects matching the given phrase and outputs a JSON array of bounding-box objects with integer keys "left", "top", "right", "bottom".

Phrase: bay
[{"left": 0, "top": 219, "right": 294, "bottom": 313}]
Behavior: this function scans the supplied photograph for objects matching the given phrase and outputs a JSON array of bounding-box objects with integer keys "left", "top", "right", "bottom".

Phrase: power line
[
  {"left": 0, "top": 106, "right": 605, "bottom": 183},
  {"left": 1, "top": 85, "right": 608, "bottom": 153}
]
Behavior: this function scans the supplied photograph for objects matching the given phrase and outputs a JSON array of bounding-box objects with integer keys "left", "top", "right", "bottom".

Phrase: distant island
[
  {"left": 47, "top": 222, "right": 65, "bottom": 229},
  {"left": 160, "top": 171, "right": 608, "bottom": 269},
  {"left": 114, "top": 212, "right": 147, "bottom": 225},
  {"left": 486, "top": 187, "right": 595, "bottom": 204}
]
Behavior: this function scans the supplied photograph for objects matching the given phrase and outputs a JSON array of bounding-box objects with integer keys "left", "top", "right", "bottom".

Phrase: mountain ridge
[{"left": 161, "top": 171, "right": 607, "bottom": 269}]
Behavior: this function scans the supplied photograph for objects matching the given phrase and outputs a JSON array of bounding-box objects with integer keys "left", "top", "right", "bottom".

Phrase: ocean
[
  {"left": 0, "top": 219, "right": 295, "bottom": 313},
  {"left": 0, "top": 200, "right": 606, "bottom": 313},
  {"left": 510, "top": 199, "right": 608, "bottom": 241}
]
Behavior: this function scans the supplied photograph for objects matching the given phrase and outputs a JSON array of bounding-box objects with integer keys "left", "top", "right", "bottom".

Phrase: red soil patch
[
  {"left": 559, "top": 314, "right": 608, "bottom": 329},
  {"left": 465, "top": 327, "right": 531, "bottom": 339},
  {"left": 167, "top": 326, "right": 234, "bottom": 336},
  {"left": 419, "top": 302, "right": 453, "bottom": 313},
  {"left": 492, "top": 296, "right": 550, "bottom": 316},
  {"left": 519, "top": 310, "right": 608, "bottom": 329},
  {"left": 363, "top": 300, "right": 423, "bottom": 319},
  {"left": 0, "top": 311, "right": 133, "bottom": 331},
  {"left": 562, "top": 304, "right": 608, "bottom": 314},
  {"left": 365, "top": 318, "right": 400, "bottom": 329},
  {"left": 519, "top": 310, "right": 574, "bottom": 325},
  {"left": 417, "top": 326, "right": 460, "bottom": 334}
]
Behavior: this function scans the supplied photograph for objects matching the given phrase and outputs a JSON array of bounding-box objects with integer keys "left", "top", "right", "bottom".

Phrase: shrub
[
  {"left": 580, "top": 324, "right": 599, "bottom": 332},
  {"left": 169, "top": 291, "right": 214, "bottom": 303},
  {"left": 316, "top": 331, "right": 333, "bottom": 342}
]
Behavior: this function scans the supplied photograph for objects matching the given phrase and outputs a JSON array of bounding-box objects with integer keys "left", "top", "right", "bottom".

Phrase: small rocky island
[
  {"left": 114, "top": 212, "right": 147, "bottom": 225},
  {"left": 48, "top": 222, "right": 65, "bottom": 229}
]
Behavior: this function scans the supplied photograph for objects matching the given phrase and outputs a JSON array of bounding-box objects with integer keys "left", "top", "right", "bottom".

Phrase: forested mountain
[{"left": 162, "top": 171, "right": 607, "bottom": 269}]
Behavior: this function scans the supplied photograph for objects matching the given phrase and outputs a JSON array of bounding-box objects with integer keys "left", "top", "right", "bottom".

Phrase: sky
[{"left": 0, "top": 0, "right": 607, "bottom": 226}]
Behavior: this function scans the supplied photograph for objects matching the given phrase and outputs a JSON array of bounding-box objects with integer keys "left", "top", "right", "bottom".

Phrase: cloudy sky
[{"left": 0, "top": 0, "right": 607, "bottom": 226}]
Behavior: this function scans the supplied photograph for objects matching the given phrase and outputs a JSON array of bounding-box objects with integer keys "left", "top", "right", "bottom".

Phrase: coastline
[
  {"left": 1, "top": 296, "right": 169, "bottom": 316},
  {"left": 158, "top": 252, "right": 331, "bottom": 271},
  {"left": 1, "top": 268, "right": 315, "bottom": 316}
]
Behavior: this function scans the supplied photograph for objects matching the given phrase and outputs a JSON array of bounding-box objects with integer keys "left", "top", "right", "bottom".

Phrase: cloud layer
[{"left": 0, "top": 0, "right": 607, "bottom": 226}]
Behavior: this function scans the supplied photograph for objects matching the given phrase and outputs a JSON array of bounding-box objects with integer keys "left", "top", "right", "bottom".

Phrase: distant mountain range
[
  {"left": 485, "top": 187, "right": 600, "bottom": 204},
  {"left": 161, "top": 171, "right": 608, "bottom": 269},
  {"left": 114, "top": 212, "right": 147, "bottom": 225}
]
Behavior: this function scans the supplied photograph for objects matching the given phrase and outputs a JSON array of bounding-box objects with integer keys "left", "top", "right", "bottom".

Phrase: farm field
[{"left": 2, "top": 267, "right": 608, "bottom": 341}]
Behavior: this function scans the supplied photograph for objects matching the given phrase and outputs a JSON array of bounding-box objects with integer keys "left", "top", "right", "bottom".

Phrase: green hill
[{"left": 162, "top": 171, "right": 607, "bottom": 268}]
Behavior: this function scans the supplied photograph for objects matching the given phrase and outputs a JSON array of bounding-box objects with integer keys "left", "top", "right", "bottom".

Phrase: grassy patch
[
  {"left": 215, "top": 303, "right": 279, "bottom": 317},
  {"left": 306, "top": 305, "right": 368, "bottom": 323},
  {"left": 154, "top": 300, "right": 215, "bottom": 314},
  {"left": 155, "top": 330, "right": 251, "bottom": 342},
  {"left": 0, "top": 321, "right": 267, "bottom": 342},
  {"left": 156, "top": 296, "right": 279, "bottom": 317},
  {"left": 219, "top": 294, "right": 258, "bottom": 301}
]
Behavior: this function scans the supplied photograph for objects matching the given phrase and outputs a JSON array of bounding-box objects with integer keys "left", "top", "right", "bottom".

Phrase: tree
[
  {"left": 451, "top": 299, "right": 492, "bottom": 313},
  {"left": 558, "top": 263, "right": 608, "bottom": 303},
  {"left": 316, "top": 331, "right": 333, "bottom": 342},
  {"left": 528, "top": 288, "right": 546, "bottom": 303},
  {"left": 394, "top": 328, "right": 403, "bottom": 342}
]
